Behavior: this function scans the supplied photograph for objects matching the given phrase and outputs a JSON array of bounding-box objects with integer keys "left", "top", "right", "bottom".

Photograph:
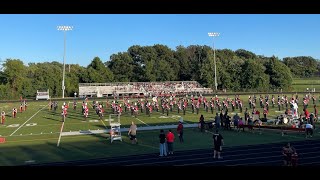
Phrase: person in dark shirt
[
  {"left": 159, "top": 129, "right": 167, "bottom": 157},
  {"left": 177, "top": 121, "right": 184, "bottom": 143},
  {"left": 310, "top": 113, "right": 315, "bottom": 129},
  {"left": 224, "top": 115, "right": 231, "bottom": 130},
  {"left": 215, "top": 113, "right": 221, "bottom": 129},
  {"left": 282, "top": 143, "right": 293, "bottom": 166},
  {"left": 314, "top": 105, "right": 318, "bottom": 122},
  {"left": 213, "top": 129, "right": 224, "bottom": 159},
  {"left": 199, "top": 114, "right": 205, "bottom": 132},
  {"left": 220, "top": 111, "right": 225, "bottom": 128},
  {"left": 291, "top": 147, "right": 298, "bottom": 167}
]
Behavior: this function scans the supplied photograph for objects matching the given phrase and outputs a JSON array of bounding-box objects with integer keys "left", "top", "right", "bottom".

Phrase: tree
[
  {"left": 31, "top": 62, "right": 63, "bottom": 97},
  {"left": 235, "top": 49, "right": 257, "bottom": 60},
  {"left": 2, "top": 59, "right": 27, "bottom": 98},
  {"left": 108, "top": 52, "right": 134, "bottom": 82},
  {"left": 283, "top": 56, "right": 318, "bottom": 78},
  {"left": 65, "top": 64, "right": 85, "bottom": 97},
  {"left": 241, "top": 59, "right": 270, "bottom": 91},
  {"left": 265, "top": 56, "right": 292, "bottom": 90},
  {"left": 153, "top": 44, "right": 180, "bottom": 81},
  {"left": 87, "top": 57, "right": 114, "bottom": 82},
  {"left": 213, "top": 49, "right": 244, "bottom": 91},
  {"left": 174, "top": 46, "right": 192, "bottom": 81}
]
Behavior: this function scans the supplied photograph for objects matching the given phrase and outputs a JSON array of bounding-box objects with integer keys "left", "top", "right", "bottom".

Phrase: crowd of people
[{"left": 97, "top": 81, "right": 212, "bottom": 97}]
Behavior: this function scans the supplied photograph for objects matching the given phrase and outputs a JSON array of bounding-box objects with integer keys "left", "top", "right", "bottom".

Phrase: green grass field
[
  {"left": 0, "top": 94, "right": 320, "bottom": 166},
  {"left": 292, "top": 78, "right": 320, "bottom": 92},
  {"left": 292, "top": 78, "right": 320, "bottom": 85}
]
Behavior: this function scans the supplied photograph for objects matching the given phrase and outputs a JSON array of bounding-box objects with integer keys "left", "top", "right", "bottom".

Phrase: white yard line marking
[
  {"left": 154, "top": 111, "right": 189, "bottom": 124},
  {"left": 9, "top": 106, "right": 47, "bottom": 136},
  {"left": 135, "top": 117, "right": 150, "bottom": 126},
  {"left": 5, "top": 135, "right": 94, "bottom": 143},
  {"left": 100, "top": 118, "right": 107, "bottom": 128},
  {"left": 8, "top": 132, "right": 60, "bottom": 137},
  {"left": 57, "top": 120, "right": 65, "bottom": 147},
  {"left": 87, "top": 102, "right": 107, "bottom": 128}
]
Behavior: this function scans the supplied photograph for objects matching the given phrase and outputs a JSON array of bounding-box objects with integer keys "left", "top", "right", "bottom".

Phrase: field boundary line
[
  {"left": 4, "top": 135, "right": 95, "bottom": 143},
  {"left": 9, "top": 105, "right": 47, "bottom": 136}
]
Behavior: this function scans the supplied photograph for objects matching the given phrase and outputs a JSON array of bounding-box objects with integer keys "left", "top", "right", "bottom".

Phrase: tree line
[{"left": 0, "top": 44, "right": 319, "bottom": 99}]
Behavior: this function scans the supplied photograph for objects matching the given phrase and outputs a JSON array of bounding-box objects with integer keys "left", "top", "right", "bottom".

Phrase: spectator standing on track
[
  {"left": 233, "top": 114, "right": 239, "bottom": 130},
  {"left": 224, "top": 115, "right": 231, "bottom": 130},
  {"left": 247, "top": 116, "right": 254, "bottom": 132},
  {"left": 291, "top": 147, "right": 298, "bottom": 167},
  {"left": 233, "top": 113, "right": 240, "bottom": 123},
  {"left": 305, "top": 121, "right": 313, "bottom": 138},
  {"left": 282, "top": 143, "right": 293, "bottom": 166},
  {"left": 314, "top": 105, "right": 318, "bottom": 122},
  {"left": 215, "top": 113, "right": 221, "bottom": 129},
  {"left": 159, "top": 129, "right": 167, "bottom": 157},
  {"left": 238, "top": 118, "right": 245, "bottom": 132},
  {"left": 213, "top": 129, "right": 224, "bottom": 159},
  {"left": 199, "top": 114, "right": 205, "bottom": 132},
  {"left": 166, "top": 129, "right": 175, "bottom": 155},
  {"left": 220, "top": 110, "right": 225, "bottom": 128},
  {"left": 177, "top": 121, "right": 184, "bottom": 143},
  {"left": 304, "top": 108, "right": 310, "bottom": 120},
  {"left": 128, "top": 121, "right": 138, "bottom": 144},
  {"left": 310, "top": 113, "right": 316, "bottom": 129}
]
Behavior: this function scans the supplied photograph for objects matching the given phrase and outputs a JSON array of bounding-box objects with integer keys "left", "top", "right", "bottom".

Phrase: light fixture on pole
[
  {"left": 57, "top": 25, "right": 73, "bottom": 98},
  {"left": 208, "top": 32, "right": 220, "bottom": 91}
]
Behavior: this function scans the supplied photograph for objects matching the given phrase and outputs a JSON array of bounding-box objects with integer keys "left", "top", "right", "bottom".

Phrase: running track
[{"left": 32, "top": 138, "right": 320, "bottom": 166}]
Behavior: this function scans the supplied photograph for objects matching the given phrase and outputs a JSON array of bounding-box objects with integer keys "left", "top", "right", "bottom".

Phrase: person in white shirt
[
  {"left": 305, "top": 122, "right": 313, "bottom": 138},
  {"left": 128, "top": 121, "right": 138, "bottom": 144}
]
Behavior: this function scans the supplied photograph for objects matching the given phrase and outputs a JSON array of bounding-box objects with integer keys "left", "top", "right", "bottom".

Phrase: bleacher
[{"left": 79, "top": 81, "right": 213, "bottom": 98}]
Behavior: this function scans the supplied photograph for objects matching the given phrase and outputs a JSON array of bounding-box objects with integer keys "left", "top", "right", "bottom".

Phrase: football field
[{"left": 0, "top": 96, "right": 319, "bottom": 166}]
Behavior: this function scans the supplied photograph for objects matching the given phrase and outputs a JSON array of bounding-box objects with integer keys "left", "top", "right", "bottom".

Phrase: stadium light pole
[
  {"left": 57, "top": 25, "right": 73, "bottom": 98},
  {"left": 208, "top": 32, "right": 220, "bottom": 91}
]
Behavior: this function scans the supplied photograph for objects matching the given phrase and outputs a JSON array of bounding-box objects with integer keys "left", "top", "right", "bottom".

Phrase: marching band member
[
  {"left": 12, "top": 107, "right": 17, "bottom": 118},
  {"left": 1, "top": 111, "right": 5, "bottom": 124}
]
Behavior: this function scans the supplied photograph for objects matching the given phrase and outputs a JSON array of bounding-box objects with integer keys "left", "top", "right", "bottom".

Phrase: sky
[{"left": 0, "top": 14, "right": 319, "bottom": 67}]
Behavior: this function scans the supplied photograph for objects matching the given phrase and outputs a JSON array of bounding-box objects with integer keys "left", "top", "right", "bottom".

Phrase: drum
[
  {"left": 293, "top": 120, "right": 300, "bottom": 128},
  {"left": 283, "top": 117, "right": 288, "bottom": 124}
]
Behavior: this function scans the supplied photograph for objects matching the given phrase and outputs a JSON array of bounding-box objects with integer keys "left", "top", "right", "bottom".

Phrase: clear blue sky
[{"left": 0, "top": 14, "right": 319, "bottom": 67}]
